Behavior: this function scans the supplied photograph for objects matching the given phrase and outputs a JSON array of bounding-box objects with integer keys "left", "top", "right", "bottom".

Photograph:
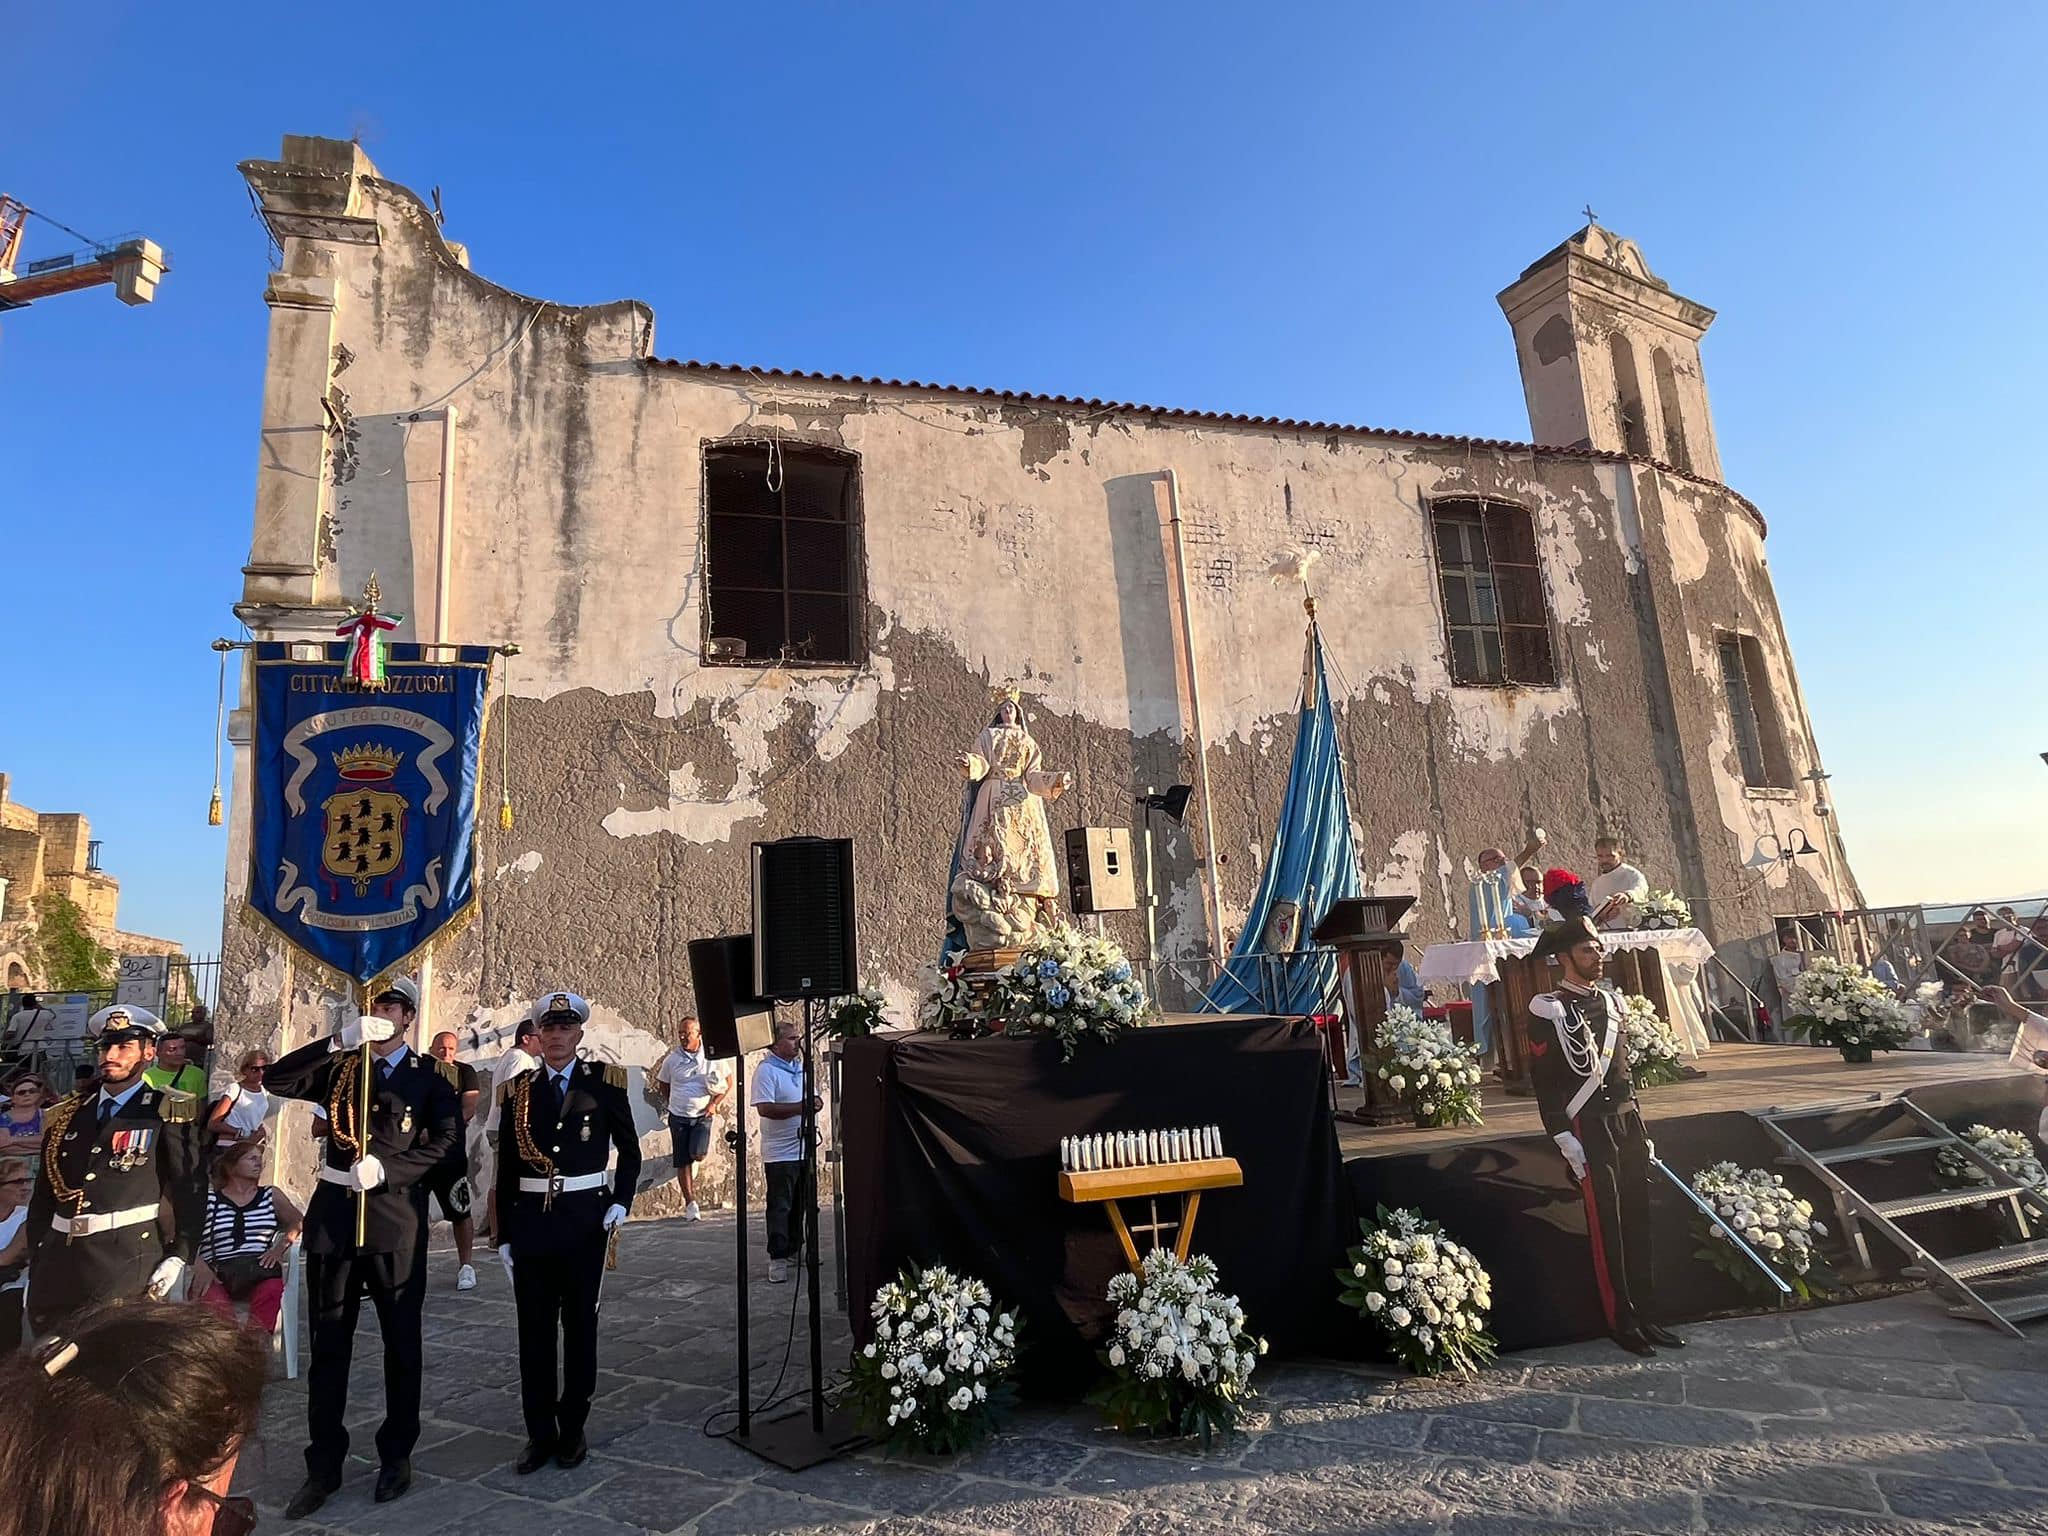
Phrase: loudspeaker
[
  {"left": 1065, "top": 826, "right": 1137, "bottom": 914},
  {"left": 688, "top": 935, "right": 776, "bottom": 1058},
  {"left": 752, "top": 837, "right": 858, "bottom": 1000}
]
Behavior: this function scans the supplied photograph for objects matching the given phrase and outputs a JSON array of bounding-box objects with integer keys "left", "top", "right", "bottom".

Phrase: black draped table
[{"left": 840, "top": 1015, "right": 1352, "bottom": 1391}]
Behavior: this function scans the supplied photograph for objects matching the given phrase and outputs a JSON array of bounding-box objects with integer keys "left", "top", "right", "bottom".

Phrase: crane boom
[{"left": 0, "top": 196, "right": 169, "bottom": 312}]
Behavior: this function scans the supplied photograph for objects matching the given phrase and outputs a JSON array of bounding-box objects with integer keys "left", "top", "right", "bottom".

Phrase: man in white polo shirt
[
  {"left": 652, "top": 1016, "right": 729, "bottom": 1222},
  {"left": 751, "top": 1019, "right": 817, "bottom": 1284}
]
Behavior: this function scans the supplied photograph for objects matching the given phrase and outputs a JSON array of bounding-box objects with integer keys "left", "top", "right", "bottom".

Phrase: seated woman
[
  {"left": 0, "top": 1299, "right": 266, "bottom": 1536},
  {"left": 0, "top": 1075, "right": 47, "bottom": 1153},
  {"left": 189, "top": 1140, "right": 301, "bottom": 1336}
]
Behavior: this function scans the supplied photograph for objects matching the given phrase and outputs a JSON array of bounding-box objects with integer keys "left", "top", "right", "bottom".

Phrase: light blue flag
[{"left": 1203, "top": 620, "right": 1361, "bottom": 1015}]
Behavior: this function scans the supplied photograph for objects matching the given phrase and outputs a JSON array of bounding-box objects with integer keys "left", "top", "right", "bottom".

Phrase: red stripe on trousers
[{"left": 1573, "top": 1115, "right": 1619, "bottom": 1331}]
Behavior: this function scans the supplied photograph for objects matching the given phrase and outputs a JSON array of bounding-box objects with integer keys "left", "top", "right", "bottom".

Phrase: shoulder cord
[
  {"left": 325, "top": 1050, "right": 367, "bottom": 1157},
  {"left": 38, "top": 1095, "right": 89, "bottom": 1221},
  {"left": 510, "top": 1073, "right": 554, "bottom": 1179},
  {"left": 1557, "top": 998, "right": 1599, "bottom": 1078}
]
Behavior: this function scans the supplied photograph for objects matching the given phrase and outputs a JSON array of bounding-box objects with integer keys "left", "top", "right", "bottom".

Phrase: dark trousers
[
  {"left": 512, "top": 1233, "right": 607, "bottom": 1446},
  {"left": 0, "top": 1289, "right": 21, "bottom": 1355},
  {"left": 764, "top": 1159, "right": 811, "bottom": 1260},
  {"left": 1572, "top": 1104, "right": 1656, "bottom": 1334},
  {"left": 304, "top": 1247, "right": 427, "bottom": 1480}
]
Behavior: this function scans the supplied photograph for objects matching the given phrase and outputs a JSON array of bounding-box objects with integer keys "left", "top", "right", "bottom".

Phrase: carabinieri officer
[
  {"left": 497, "top": 990, "right": 638, "bottom": 1474},
  {"left": 26, "top": 1006, "right": 206, "bottom": 1332},
  {"left": 1526, "top": 915, "right": 1685, "bottom": 1358},
  {"left": 265, "top": 975, "right": 462, "bottom": 1518}
]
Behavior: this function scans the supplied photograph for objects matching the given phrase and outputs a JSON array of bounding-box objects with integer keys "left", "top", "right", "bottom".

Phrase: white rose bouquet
[
  {"left": 846, "top": 1264, "right": 1019, "bottom": 1454},
  {"left": 1937, "top": 1123, "right": 2046, "bottom": 1240},
  {"left": 827, "top": 979, "right": 890, "bottom": 1039},
  {"left": 1091, "top": 1250, "right": 1265, "bottom": 1444},
  {"left": 1691, "top": 1161, "right": 1831, "bottom": 1301},
  {"left": 1337, "top": 1206, "right": 1496, "bottom": 1377},
  {"left": 1364, "top": 1004, "right": 1484, "bottom": 1127},
  {"left": 1637, "top": 890, "right": 1692, "bottom": 929},
  {"left": 995, "top": 924, "right": 1151, "bottom": 1060},
  {"left": 1784, "top": 956, "right": 1913, "bottom": 1061},
  {"left": 1617, "top": 992, "right": 1687, "bottom": 1088}
]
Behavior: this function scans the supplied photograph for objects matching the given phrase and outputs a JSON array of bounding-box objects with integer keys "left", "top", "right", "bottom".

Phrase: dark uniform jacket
[
  {"left": 1526, "top": 984, "right": 1637, "bottom": 1139},
  {"left": 27, "top": 1081, "right": 206, "bottom": 1308},
  {"left": 266, "top": 1037, "right": 462, "bottom": 1260},
  {"left": 495, "top": 1058, "right": 640, "bottom": 1256}
]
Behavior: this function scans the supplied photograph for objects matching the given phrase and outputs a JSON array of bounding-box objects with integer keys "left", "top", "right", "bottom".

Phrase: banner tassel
[
  {"left": 208, "top": 639, "right": 231, "bottom": 825},
  {"left": 497, "top": 644, "right": 516, "bottom": 831}
]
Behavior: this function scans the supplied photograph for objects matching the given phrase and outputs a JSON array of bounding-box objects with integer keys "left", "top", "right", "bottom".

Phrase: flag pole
[{"left": 356, "top": 980, "right": 372, "bottom": 1247}]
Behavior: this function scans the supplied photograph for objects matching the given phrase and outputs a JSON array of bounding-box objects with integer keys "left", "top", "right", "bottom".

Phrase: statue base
[{"left": 942, "top": 949, "right": 1024, "bottom": 1032}]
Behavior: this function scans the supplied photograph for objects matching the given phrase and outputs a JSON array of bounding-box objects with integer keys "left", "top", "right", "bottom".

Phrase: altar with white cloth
[{"left": 1418, "top": 926, "right": 1718, "bottom": 1056}]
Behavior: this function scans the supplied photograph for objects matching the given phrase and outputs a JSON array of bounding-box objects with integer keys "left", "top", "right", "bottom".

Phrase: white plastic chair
[{"left": 274, "top": 1243, "right": 303, "bottom": 1379}]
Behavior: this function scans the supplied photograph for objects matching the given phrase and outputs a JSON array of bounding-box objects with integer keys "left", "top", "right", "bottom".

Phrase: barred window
[
  {"left": 701, "top": 443, "right": 863, "bottom": 666},
  {"left": 1717, "top": 634, "right": 1794, "bottom": 789},
  {"left": 1430, "top": 500, "right": 1558, "bottom": 687}
]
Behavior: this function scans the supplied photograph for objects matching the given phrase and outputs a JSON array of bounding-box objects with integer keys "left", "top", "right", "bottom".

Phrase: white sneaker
[
  {"left": 456, "top": 1264, "right": 477, "bottom": 1292},
  {"left": 768, "top": 1258, "right": 789, "bottom": 1284},
  {"left": 684, "top": 1201, "right": 701, "bottom": 1222}
]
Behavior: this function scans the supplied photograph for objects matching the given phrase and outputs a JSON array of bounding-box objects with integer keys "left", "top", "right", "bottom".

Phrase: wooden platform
[{"left": 1337, "top": 1043, "right": 2033, "bottom": 1160}]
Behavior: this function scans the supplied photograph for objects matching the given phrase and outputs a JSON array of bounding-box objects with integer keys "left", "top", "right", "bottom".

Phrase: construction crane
[{"left": 0, "top": 197, "right": 168, "bottom": 312}]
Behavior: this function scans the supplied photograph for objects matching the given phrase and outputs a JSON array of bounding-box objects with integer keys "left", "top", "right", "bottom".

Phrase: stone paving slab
[{"left": 237, "top": 1214, "right": 2048, "bottom": 1534}]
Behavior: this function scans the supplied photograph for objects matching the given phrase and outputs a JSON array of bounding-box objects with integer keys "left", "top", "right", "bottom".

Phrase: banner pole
[{"left": 356, "top": 981, "right": 372, "bottom": 1247}]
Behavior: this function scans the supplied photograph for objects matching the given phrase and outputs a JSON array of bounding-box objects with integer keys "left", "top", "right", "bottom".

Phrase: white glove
[
  {"left": 1553, "top": 1131, "right": 1588, "bottom": 1182},
  {"left": 602, "top": 1203, "right": 628, "bottom": 1231},
  {"left": 499, "top": 1244, "right": 515, "bottom": 1283},
  {"left": 146, "top": 1257, "right": 187, "bottom": 1300},
  {"left": 349, "top": 1153, "right": 386, "bottom": 1192},
  {"left": 1644, "top": 1138, "right": 1657, "bottom": 1162},
  {"left": 339, "top": 1016, "right": 397, "bottom": 1049}
]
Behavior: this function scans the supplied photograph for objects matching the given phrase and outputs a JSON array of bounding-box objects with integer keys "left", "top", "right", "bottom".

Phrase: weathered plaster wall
[{"left": 219, "top": 139, "right": 1853, "bottom": 1207}]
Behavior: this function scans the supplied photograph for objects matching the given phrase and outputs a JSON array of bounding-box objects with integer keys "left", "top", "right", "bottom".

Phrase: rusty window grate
[
  {"left": 1430, "top": 500, "right": 1558, "bottom": 688},
  {"left": 702, "top": 443, "right": 864, "bottom": 665},
  {"left": 1717, "top": 634, "right": 1793, "bottom": 788}
]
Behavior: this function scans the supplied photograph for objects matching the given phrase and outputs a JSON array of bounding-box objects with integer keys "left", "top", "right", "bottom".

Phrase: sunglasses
[{"left": 185, "top": 1484, "right": 258, "bottom": 1536}]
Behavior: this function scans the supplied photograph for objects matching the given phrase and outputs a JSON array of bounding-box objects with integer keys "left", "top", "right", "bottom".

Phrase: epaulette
[
  {"left": 157, "top": 1088, "right": 198, "bottom": 1124},
  {"left": 433, "top": 1058, "right": 462, "bottom": 1088},
  {"left": 597, "top": 1062, "right": 628, "bottom": 1091}
]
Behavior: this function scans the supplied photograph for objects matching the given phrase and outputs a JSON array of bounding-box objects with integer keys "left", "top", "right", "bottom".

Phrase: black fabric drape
[{"left": 841, "top": 1017, "right": 1351, "bottom": 1392}]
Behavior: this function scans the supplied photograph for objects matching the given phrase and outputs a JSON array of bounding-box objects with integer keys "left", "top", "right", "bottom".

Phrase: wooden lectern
[{"left": 1314, "top": 894, "right": 1416, "bottom": 1127}]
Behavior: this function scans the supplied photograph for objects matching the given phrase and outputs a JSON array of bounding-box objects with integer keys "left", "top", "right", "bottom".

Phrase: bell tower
[{"left": 1498, "top": 222, "right": 1722, "bottom": 482}]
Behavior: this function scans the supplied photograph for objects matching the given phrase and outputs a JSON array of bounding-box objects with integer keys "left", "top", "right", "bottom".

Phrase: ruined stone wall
[{"left": 218, "top": 141, "right": 1851, "bottom": 1210}]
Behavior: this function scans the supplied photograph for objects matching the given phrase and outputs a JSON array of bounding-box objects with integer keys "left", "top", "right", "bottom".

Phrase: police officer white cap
[
  {"left": 530, "top": 990, "right": 591, "bottom": 1026},
  {"left": 87, "top": 1005, "right": 165, "bottom": 1044},
  {"left": 370, "top": 976, "right": 421, "bottom": 1011}
]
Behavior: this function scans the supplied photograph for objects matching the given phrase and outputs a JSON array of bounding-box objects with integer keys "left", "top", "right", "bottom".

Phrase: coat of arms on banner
[{"left": 247, "top": 641, "right": 493, "bottom": 985}]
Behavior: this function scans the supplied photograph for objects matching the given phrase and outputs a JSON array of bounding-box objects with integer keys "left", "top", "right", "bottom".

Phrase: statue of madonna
[{"left": 945, "top": 688, "right": 1073, "bottom": 955}]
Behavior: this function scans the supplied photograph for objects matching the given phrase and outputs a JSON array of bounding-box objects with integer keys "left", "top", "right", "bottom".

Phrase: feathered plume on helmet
[{"left": 1544, "top": 867, "right": 1593, "bottom": 921}]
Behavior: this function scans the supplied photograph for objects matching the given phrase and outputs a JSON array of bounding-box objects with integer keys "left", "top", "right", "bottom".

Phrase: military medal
[
  {"left": 581, "top": 1120, "right": 591, "bottom": 1142},
  {"left": 401, "top": 1108, "right": 414, "bottom": 1135}
]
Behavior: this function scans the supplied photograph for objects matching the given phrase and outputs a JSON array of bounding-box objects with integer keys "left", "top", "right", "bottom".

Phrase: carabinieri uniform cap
[
  {"left": 88, "top": 1005, "right": 165, "bottom": 1045},
  {"left": 1531, "top": 914, "right": 1603, "bottom": 963},
  {"left": 532, "top": 990, "right": 591, "bottom": 1026}
]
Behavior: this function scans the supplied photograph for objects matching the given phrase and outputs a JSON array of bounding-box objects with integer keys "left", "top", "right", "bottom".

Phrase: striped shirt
[{"left": 199, "top": 1186, "right": 282, "bottom": 1264}]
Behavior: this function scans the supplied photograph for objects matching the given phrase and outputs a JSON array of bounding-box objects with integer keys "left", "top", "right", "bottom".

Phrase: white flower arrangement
[
  {"left": 1617, "top": 991, "right": 1687, "bottom": 1088},
  {"left": 1690, "top": 1161, "right": 1831, "bottom": 1300},
  {"left": 995, "top": 924, "right": 1151, "bottom": 1060},
  {"left": 1092, "top": 1250, "right": 1265, "bottom": 1443},
  {"left": 1784, "top": 956, "right": 1913, "bottom": 1059},
  {"left": 1365, "top": 1004, "right": 1485, "bottom": 1127},
  {"left": 919, "top": 963, "right": 979, "bottom": 1033},
  {"left": 827, "top": 979, "right": 890, "bottom": 1039},
  {"left": 1337, "top": 1206, "right": 1496, "bottom": 1376},
  {"left": 1937, "top": 1123, "right": 2046, "bottom": 1190},
  {"left": 845, "top": 1264, "right": 1019, "bottom": 1454},
  {"left": 1637, "top": 890, "right": 1692, "bottom": 929}
]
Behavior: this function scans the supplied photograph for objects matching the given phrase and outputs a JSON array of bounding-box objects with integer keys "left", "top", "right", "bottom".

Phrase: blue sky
[{"left": 4, "top": 3, "right": 2043, "bottom": 956}]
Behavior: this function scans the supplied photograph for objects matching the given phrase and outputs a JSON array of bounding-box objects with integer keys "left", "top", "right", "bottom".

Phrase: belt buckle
[{"left": 545, "top": 1173, "right": 563, "bottom": 1211}]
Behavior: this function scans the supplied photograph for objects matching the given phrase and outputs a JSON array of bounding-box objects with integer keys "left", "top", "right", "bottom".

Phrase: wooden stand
[
  {"left": 1058, "top": 1159, "right": 1245, "bottom": 1274},
  {"left": 1315, "top": 895, "right": 1418, "bottom": 1128},
  {"left": 954, "top": 948, "right": 1024, "bottom": 1024},
  {"left": 1492, "top": 953, "right": 1554, "bottom": 1096}
]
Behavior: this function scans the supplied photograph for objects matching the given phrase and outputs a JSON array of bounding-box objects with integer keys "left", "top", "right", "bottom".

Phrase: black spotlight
[{"left": 1137, "top": 784, "right": 1195, "bottom": 826}]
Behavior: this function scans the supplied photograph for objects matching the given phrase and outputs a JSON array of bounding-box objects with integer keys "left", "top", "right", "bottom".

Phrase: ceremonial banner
[
  {"left": 246, "top": 641, "right": 493, "bottom": 987},
  {"left": 1203, "top": 619, "right": 1362, "bottom": 1015}
]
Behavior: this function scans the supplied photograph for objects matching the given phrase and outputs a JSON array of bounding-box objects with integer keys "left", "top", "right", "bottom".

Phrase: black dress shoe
[
  {"left": 373, "top": 1459, "right": 412, "bottom": 1503},
  {"left": 515, "top": 1439, "right": 556, "bottom": 1475},
  {"left": 1642, "top": 1323, "right": 1687, "bottom": 1349},
  {"left": 1611, "top": 1329, "right": 1657, "bottom": 1358},
  {"left": 554, "top": 1433, "right": 589, "bottom": 1469},
  {"left": 283, "top": 1475, "right": 340, "bottom": 1520}
]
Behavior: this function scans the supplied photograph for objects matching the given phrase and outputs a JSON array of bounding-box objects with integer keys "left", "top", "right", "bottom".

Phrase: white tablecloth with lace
[{"left": 1418, "top": 926, "right": 1719, "bottom": 1053}]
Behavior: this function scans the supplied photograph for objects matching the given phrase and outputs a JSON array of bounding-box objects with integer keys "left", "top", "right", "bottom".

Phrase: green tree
[{"left": 30, "top": 891, "right": 114, "bottom": 992}]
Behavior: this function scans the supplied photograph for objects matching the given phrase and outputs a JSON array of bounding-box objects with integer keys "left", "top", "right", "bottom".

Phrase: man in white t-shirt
[
  {"left": 1587, "top": 836, "right": 1650, "bottom": 932},
  {"left": 651, "top": 1016, "right": 730, "bottom": 1223},
  {"left": 751, "top": 1019, "right": 816, "bottom": 1284}
]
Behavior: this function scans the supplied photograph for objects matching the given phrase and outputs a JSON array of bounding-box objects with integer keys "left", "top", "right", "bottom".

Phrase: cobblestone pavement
[{"left": 239, "top": 1214, "right": 2048, "bottom": 1535}]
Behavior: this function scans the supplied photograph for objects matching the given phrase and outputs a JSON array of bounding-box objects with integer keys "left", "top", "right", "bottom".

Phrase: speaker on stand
[{"left": 725, "top": 837, "right": 866, "bottom": 1471}]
